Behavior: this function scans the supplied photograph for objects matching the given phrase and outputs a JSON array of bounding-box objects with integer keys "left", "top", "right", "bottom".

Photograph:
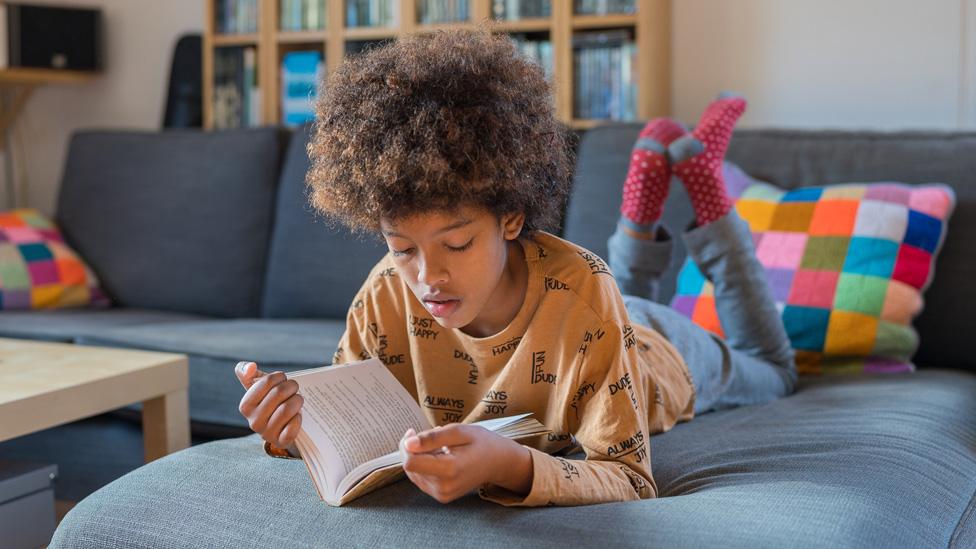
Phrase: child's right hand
[{"left": 235, "top": 361, "right": 304, "bottom": 450}]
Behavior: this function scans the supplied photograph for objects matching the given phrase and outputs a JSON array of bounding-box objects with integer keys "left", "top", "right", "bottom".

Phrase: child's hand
[
  {"left": 235, "top": 361, "right": 303, "bottom": 450},
  {"left": 398, "top": 424, "right": 532, "bottom": 504}
]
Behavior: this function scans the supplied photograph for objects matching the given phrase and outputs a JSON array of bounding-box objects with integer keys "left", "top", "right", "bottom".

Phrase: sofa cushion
[
  {"left": 76, "top": 319, "right": 346, "bottom": 426},
  {"left": 56, "top": 127, "right": 286, "bottom": 318},
  {"left": 0, "top": 308, "right": 207, "bottom": 342},
  {"left": 49, "top": 369, "right": 976, "bottom": 548},
  {"left": 726, "top": 130, "right": 976, "bottom": 371},
  {"left": 564, "top": 126, "right": 976, "bottom": 371},
  {"left": 0, "top": 208, "right": 109, "bottom": 310},
  {"left": 261, "top": 122, "right": 388, "bottom": 319},
  {"left": 671, "top": 175, "right": 955, "bottom": 376}
]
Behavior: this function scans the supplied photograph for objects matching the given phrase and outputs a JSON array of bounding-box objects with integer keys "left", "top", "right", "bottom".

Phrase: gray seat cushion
[
  {"left": 261, "top": 122, "right": 388, "bottom": 319},
  {"left": 0, "top": 308, "right": 207, "bottom": 342},
  {"left": 564, "top": 126, "right": 976, "bottom": 371},
  {"left": 56, "top": 127, "right": 286, "bottom": 318},
  {"left": 76, "top": 319, "right": 345, "bottom": 426},
  {"left": 50, "top": 369, "right": 976, "bottom": 548}
]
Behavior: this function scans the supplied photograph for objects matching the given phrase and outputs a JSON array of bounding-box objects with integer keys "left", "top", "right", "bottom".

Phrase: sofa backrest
[
  {"left": 57, "top": 127, "right": 286, "bottom": 318},
  {"left": 261, "top": 123, "right": 388, "bottom": 319},
  {"left": 564, "top": 126, "right": 976, "bottom": 369}
]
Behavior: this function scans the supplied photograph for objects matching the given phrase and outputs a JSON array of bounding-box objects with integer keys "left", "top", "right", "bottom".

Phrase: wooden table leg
[{"left": 142, "top": 388, "right": 190, "bottom": 463}]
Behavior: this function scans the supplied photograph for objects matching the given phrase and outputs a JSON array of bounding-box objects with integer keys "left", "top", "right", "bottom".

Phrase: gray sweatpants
[{"left": 607, "top": 210, "right": 797, "bottom": 415}]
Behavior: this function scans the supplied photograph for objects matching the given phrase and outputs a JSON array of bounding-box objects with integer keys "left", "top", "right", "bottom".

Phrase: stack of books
[
  {"left": 572, "top": 29, "right": 637, "bottom": 121},
  {"left": 347, "top": 0, "right": 398, "bottom": 27},
  {"left": 216, "top": 0, "right": 259, "bottom": 34},
  {"left": 280, "top": 50, "right": 324, "bottom": 126},
  {"left": 574, "top": 0, "right": 635, "bottom": 15},
  {"left": 417, "top": 0, "right": 469, "bottom": 24},
  {"left": 493, "top": 0, "right": 551, "bottom": 20},
  {"left": 213, "top": 46, "right": 261, "bottom": 129},
  {"left": 280, "top": 0, "right": 326, "bottom": 31}
]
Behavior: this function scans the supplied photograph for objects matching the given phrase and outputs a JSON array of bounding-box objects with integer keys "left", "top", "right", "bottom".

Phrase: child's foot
[
  {"left": 619, "top": 117, "right": 688, "bottom": 233},
  {"left": 669, "top": 93, "right": 746, "bottom": 226}
]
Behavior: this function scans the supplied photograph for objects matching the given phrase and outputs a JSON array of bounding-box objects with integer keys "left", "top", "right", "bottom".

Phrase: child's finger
[
  {"left": 403, "top": 450, "right": 455, "bottom": 477},
  {"left": 235, "top": 361, "right": 268, "bottom": 389},
  {"left": 404, "top": 424, "right": 469, "bottom": 454}
]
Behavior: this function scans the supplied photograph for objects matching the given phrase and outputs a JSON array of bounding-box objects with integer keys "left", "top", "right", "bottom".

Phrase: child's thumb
[{"left": 235, "top": 361, "right": 262, "bottom": 388}]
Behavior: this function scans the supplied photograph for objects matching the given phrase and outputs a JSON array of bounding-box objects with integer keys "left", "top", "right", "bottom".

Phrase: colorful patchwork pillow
[
  {"left": 670, "top": 164, "right": 955, "bottom": 375},
  {"left": 0, "top": 209, "right": 110, "bottom": 310}
]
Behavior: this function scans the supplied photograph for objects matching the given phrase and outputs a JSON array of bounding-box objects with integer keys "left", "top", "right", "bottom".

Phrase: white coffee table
[{"left": 0, "top": 337, "right": 190, "bottom": 462}]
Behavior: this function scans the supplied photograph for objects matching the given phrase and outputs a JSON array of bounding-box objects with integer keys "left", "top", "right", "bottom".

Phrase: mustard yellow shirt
[{"left": 272, "top": 230, "right": 697, "bottom": 506}]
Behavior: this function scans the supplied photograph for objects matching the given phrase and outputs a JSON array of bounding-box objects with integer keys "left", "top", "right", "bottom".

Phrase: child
[{"left": 235, "top": 25, "right": 796, "bottom": 507}]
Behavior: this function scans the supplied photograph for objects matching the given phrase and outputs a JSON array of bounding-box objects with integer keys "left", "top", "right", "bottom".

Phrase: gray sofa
[{"left": 6, "top": 123, "right": 976, "bottom": 547}]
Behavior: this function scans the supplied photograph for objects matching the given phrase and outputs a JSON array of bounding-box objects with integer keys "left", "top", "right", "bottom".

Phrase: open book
[{"left": 284, "top": 357, "right": 552, "bottom": 506}]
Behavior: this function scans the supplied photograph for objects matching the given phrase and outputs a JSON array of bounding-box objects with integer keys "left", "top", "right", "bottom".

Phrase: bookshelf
[{"left": 202, "top": 0, "right": 670, "bottom": 130}]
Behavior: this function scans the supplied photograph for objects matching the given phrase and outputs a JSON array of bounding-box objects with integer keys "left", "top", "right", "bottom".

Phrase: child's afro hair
[{"left": 305, "top": 23, "right": 576, "bottom": 237}]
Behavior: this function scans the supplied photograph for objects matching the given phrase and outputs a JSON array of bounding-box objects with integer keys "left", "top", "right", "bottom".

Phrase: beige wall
[
  {"left": 8, "top": 0, "right": 202, "bottom": 215},
  {"left": 9, "top": 0, "right": 976, "bottom": 215},
  {"left": 673, "top": 0, "right": 976, "bottom": 130}
]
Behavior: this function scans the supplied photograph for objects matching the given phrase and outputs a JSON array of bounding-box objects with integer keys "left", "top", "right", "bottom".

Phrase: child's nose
[{"left": 417, "top": 257, "right": 448, "bottom": 286}]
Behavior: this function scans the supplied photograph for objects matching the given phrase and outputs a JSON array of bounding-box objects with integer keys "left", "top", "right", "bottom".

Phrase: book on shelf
[
  {"left": 280, "top": 0, "right": 326, "bottom": 31},
  {"left": 572, "top": 29, "right": 636, "bottom": 121},
  {"left": 213, "top": 46, "right": 261, "bottom": 129},
  {"left": 216, "top": 0, "right": 259, "bottom": 34},
  {"left": 346, "top": 0, "right": 398, "bottom": 27},
  {"left": 283, "top": 357, "right": 552, "bottom": 506},
  {"left": 574, "top": 0, "right": 635, "bottom": 16},
  {"left": 509, "top": 33, "right": 553, "bottom": 80},
  {"left": 281, "top": 50, "right": 324, "bottom": 126},
  {"left": 417, "top": 0, "right": 469, "bottom": 25},
  {"left": 493, "top": 0, "right": 551, "bottom": 20}
]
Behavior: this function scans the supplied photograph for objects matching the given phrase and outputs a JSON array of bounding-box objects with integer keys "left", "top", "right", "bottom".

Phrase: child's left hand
[{"left": 399, "top": 423, "right": 531, "bottom": 504}]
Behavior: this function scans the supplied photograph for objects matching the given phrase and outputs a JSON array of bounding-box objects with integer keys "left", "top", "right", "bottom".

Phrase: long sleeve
[{"left": 478, "top": 319, "right": 657, "bottom": 506}]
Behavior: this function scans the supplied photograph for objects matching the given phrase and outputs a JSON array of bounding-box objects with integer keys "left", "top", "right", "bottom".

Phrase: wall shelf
[{"left": 202, "top": 0, "right": 671, "bottom": 130}]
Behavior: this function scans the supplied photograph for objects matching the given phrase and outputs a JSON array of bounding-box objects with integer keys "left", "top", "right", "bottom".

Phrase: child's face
[{"left": 380, "top": 206, "right": 526, "bottom": 337}]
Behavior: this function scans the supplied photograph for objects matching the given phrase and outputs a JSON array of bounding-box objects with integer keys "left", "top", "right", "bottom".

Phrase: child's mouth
[{"left": 424, "top": 298, "right": 459, "bottom": 318}]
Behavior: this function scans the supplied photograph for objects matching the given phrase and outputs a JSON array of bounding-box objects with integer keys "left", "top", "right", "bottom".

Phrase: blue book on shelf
[{"left": 281, "top": 51, "right": 323, "bottom": 126}]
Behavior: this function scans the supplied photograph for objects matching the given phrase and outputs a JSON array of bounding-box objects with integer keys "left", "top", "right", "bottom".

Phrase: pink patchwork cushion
[
  {"left": 670, "top": 163, "right": 955, "bottom": 375},
  {"left": 0, "top": 209, "right": 110, "bottom": 310}
]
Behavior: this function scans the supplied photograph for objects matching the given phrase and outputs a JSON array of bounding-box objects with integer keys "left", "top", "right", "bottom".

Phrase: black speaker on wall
[{"left": 0, "top": 3, "right": 103, "bottom": 71}]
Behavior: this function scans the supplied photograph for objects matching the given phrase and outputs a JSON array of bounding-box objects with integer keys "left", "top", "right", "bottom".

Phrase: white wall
[
  {"left": 9, "top": 0, "right": 976, "bottom": 215},
  {"left": 672, "top": 0, "right": 976, "bottom": 130},
  {"left": 8, "top": 0, "right": 202, "bottom": 215}
]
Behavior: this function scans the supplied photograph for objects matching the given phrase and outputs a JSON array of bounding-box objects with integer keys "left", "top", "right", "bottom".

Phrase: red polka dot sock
[
  {"left": 669, "top": 93, "right": 747, "bottom": 226},
  {"left": 619, "top": 117, "right": 689, "bottom": 233}
]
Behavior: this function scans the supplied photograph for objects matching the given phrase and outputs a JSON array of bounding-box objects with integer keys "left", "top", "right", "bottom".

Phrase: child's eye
[
  {"left": 391, "top": 247, "right": 414, "bottom": 257},
  {"left": 447, "top": 239, "right": 473, "bottom": 252}
]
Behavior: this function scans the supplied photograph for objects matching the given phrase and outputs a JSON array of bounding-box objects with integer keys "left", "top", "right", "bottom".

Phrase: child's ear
[{"left": 500, "top": 212, "right": 525, "bottom": 240}]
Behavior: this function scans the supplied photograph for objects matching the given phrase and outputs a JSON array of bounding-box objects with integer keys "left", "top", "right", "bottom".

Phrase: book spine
[
  {"left": 612, "top": 46, "right": 621, "bottom": 119},
  {"left": 0, "top": 4, "right": 10, "bottom": 69},
  {"left": 235, "top": 48, "right": 244, "bottom": 127},
  {"left": 572, "top": 48, "right": 579, "bottom": 118},
  {"left": 241, "top": 48, "right": 248, "bottom": 127}
]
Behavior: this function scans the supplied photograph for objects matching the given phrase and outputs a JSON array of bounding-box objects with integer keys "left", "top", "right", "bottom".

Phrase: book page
[{"left": 288, "top": 358, "right": 431, "bottom": 494}]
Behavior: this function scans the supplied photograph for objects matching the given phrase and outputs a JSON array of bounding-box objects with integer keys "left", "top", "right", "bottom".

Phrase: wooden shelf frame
[{"left": 202, "top": 0, "right": 671, "bottom": 130}]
